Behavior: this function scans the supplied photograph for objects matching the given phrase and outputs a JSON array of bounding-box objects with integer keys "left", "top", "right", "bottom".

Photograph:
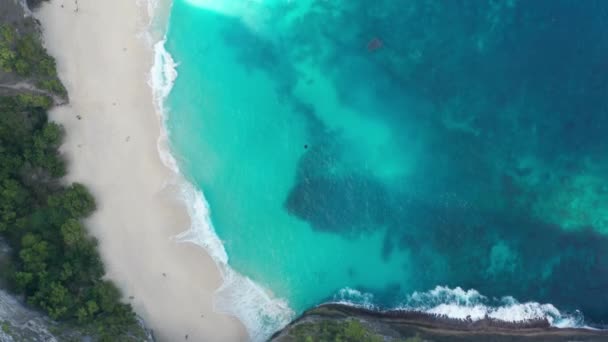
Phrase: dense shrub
[
  {"left": 0, "top": 24, "right": 66, "bottom": 97},
  {"left": 291, "top": 319, "right": 385, "bottom": 342},
  {"left": 0, "top": 95, "right": 143, "bottom": 340}
]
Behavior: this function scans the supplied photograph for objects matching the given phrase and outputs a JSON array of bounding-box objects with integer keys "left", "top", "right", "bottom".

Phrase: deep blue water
[{"left": 165, "top": 0, "right": 608, "bottom": 336}]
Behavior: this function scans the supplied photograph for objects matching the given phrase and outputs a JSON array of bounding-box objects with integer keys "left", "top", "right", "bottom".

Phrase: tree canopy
[{"left": 0, "top": 94, "right": 144, "bottom": 340}]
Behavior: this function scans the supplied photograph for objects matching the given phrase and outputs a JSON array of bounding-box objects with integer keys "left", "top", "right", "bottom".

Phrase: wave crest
[
  {"left": 334, "top": 286, "right": 585, "bottom": 328},
  {"left": 173, "top": 182, "right": 295, "bottom": 341},
  {"left": 147, "top": 10, "right": 294, "bottom": 341},
  {"left": 144, "top": 2, "right": 587, "bottom": 339}
]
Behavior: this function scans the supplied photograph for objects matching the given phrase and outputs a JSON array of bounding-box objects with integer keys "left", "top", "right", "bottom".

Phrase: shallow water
[{"left": 164, "top": 0, "right": 608, "bottom": 335}]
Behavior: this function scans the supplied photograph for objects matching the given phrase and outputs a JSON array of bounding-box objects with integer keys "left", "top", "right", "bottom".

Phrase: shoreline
[
  {"left": 35, "top": 0, "right": 247, "bottom": 341},
  {"left": 271, "top": 304, "right": 608, "bottom": 341},
  {"left": 29, "top": 1, "right": 607, "bottom": 341},
  {"left": 147, "top": 2, "right": 297, "bottom": 340}
]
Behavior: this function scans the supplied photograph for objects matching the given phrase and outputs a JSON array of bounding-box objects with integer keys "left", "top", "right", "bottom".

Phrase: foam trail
[
  {"left": 214, "top": 267, "right": 294, "bottom": 341},
  {"left": 334, "top": 288, "right": 378, "bottom": 310},
  {"left": 334, "top": 286, "right": 586, "bottom": 328},
  {"left": 149, "top": 38, "right": 181, "bottom": 174},
  {"left": 142, "top": 1, "right": 592, "bottom": 339},
  {"left": 145, "top": 2, "right": 295, "bottom": 340},
  {"left": 174, "top": 182, "right": 295, "bottom": 341}
]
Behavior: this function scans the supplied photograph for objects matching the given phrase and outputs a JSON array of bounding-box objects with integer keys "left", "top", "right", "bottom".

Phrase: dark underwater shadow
[{"left": 185, "top": 0, "right": 608, "bottom": 326}]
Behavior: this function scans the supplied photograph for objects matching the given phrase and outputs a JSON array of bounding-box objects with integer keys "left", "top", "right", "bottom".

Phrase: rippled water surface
[{"left": 164, "top": 0, "right": 608, "bottom": 334}]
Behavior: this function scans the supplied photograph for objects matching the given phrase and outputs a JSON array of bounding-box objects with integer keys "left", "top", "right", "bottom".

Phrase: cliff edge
[{"left": 270, "top": 304, "right": 608, "bottom": 342}]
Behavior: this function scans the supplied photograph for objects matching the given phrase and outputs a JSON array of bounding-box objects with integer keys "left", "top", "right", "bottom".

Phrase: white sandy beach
[{"left": 35, "top": 0, "right": 247, "bottom": 340}]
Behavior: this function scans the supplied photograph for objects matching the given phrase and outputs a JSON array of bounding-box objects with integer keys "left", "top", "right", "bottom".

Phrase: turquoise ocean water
[{"left": 159, "top": 0, "right": 608, "bottom": 339}]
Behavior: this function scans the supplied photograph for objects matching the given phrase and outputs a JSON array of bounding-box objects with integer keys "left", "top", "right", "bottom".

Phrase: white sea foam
[
  {"left": 174, "top": 181, "right": 295, "bottom": 341},
  {"left": 334, "top": 288, "right": 378, "bottom": 310},
  {"left": 214, "top": 267, "right": 294, "bottom": 341},
  {"left": 173, "top": 182, "right": 228, "bottom": 263},
  {"left": 142, "top": 1, "right": 595, "bottom": 339},
  {"left": 143, "top": 2, "right": 295, "bottom": 340},
  {"left": 334, "top": 285, "right": 585, "bottom": 328},
  {"left": 149, "top": 38, "right": 181, "bottom": 174}
]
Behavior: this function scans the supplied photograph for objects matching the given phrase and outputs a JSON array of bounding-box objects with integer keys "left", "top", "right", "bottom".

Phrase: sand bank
[{"left": 35, "top": 0, "right": 247, "bottom": 340}]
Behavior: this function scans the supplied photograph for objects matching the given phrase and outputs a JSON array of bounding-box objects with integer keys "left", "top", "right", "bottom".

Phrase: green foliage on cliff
[
  {"left": 289, "top": 319, "right": 385, "bottom": 342},
  {"left": 284, "top": 318, "right": 427, "bottom": 342},
  {"left": 0, "top": 95, "right": 143, "bottom": 340},
  {"left": 0, "top": 25, "right": 17, "bottom": 72},
  {"left": 1, "top": 321, "right": 9, "bottom": 333},
  {"left": 0, "top": 24, "right": 66, "bottom": 97}
]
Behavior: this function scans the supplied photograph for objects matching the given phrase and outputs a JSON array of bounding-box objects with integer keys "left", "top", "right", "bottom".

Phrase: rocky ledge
[{"left": 270, "top": 304, "right": 608, "bottom": 342}]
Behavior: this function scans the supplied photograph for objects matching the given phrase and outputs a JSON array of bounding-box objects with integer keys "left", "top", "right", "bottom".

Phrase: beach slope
[{"left": 35, "top": 0, "right": 247, "bottom": 340}]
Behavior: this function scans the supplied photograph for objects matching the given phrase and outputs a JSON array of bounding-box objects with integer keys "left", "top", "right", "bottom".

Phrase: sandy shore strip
[{"left": 35, "top": 0, "right": 247, "bottom": 340}]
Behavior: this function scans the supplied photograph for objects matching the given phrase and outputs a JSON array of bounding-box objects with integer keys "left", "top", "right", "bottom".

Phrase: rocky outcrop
[
  {"left": 0, "top": 239, "right": 60, "bottom": 342},
  {"left": 270, "top": 304, "right": 608, "bottom": 342},
  {"left": 0, "top": 287, "right": 154, "bottom": 342},
  {"left": 0, "top": 289, "right": 59, "bottom": 342},
  {"left": 0, "top": 0, "right": 67, "bottom": 104}
]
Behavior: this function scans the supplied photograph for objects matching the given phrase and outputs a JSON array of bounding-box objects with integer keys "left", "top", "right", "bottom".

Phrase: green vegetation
[
  {"left": 37, "top": 78, "right": 66, "bottom": 96},
  {"left": 290, "top": 319, "right": 385, "bottom": 342},
  {"left": 286, "top": 319, "right": 425, "bottom": 342},
  {"left": 1, "top": 321, "right": 9, "bottom": 334},
  {"left": 0, "top": 95, "right": 143, "bottom": 339},
  {"left": 0, "top": 24, "right": 66, "bottom": 97},
  {"left": 0, "top": 26, "right": 16, "bottom": 72}
]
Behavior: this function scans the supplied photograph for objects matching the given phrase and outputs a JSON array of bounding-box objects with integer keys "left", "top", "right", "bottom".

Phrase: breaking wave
[
  {"left": 334, "top": 285, "right": 586, "bottom": 328},
  {"left": 144, "top": 2, "right": 295, "bottom": 340}
]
